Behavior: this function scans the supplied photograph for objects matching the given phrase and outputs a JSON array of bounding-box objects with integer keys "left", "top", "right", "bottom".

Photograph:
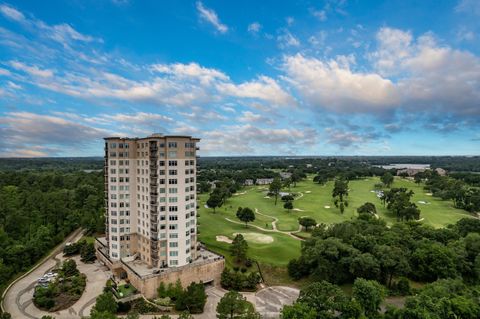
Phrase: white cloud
[
  {"left": 277, "top": 30, "right": 300, "bottom": 48},
  {"left": 201, "top": 124, "right": 317, "bottom": 155},
  {"left": 216, "top": 75, "right": 294, "bottom": 107},
  {"left": 0, "top": 3, "right": 100, "bottom": 45},
  {"left": 312, "top": 9, "right": 327, "bottom": 21},
  {"left": 248, "top": 22, "right": 261, "bottom": 34},
  {"left": 283, "top": 54, "right": 399, "bottom": 113},
  {"left": 286, "top": 17, "right": 295, "bottom": 26},
  {"left": 10, "top": 61, "right": 54, "bottom": 77},
  {"left": 0, "top": 4, "right": 25, "bottom": 22},
  {"left": 151, "top": 62, "right": 229, "bottom": 84},
  {"left": 196, "top": 1, "right": 228, "bottom": 33},
  {"left": 0, "top": 112, "right": 106, "bottom": 153}
]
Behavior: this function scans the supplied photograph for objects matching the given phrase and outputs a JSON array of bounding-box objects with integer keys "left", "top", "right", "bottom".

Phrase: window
[
  {"left": 170, "top": 260, "right": 178, "bottom": 265},
  {"left": 169, "top": 242, "right": 178, "bottom": 248},
  {"left": 109, "top": 143, "right": 117, "bottom": 149},
  {"left": 169, "top": 233, "right": 178, "bottom": 238},
  {"left": 169, "top": 170, "right": 177, "bottom": 175},
  {"left": 169, "top": 215, "right": 178, "bottom": 221},
  {"left": 169, "top": 206, "right": 178, "bottom": 212},
  {"left": 168, "top": 142, "right": 177, "bottom": 148},
  {"left": 169, "top": 224, "right": 178, "bottom": 230},
  {"left": 168, "top": 151, "right": 177, "bottom": 158},
  {"left": 169, "top": 251, "right": 178, "bottom": 256},
  {"left": 168, "top": 188, "right": 177, "bottom": 194},
  {"left": 168, "top": 197, "right": 177, "bottom": 203},
  {"left": 168, "top": 179, "right": 177, "bottom": 185},
  {"left": 168, "top": 160, "right": 177, "bottom": 166}
]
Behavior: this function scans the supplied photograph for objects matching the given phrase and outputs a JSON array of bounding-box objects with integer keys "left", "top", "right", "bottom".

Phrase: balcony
[{"left": 151, "top": 231, "right": 158, "bottom": 238}]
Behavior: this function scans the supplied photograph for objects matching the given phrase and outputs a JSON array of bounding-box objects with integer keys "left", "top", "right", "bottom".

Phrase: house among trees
[
  {"left": 244, "top": 179, "right": 254, "bottom": 186},
  {"left": 256, "top": 178, "right": 274, "bottom": 185},
  {"left": 396, "top": 167, "right": 447, "bottom": 177}
]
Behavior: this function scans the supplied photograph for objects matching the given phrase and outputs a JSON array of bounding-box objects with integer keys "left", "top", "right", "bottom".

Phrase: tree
[
  {"left": 332, "top": 178, "right": 349, "bottom": 213},
  {"left": 373, "top": 245, "right": 410, "bottom": 287},
  {"left": 236, "top": 207, "right": 255, "bottom": 228},
  {"left": 284, "top": 200, "right": 293, "bottom": 212},
  {"left": 61, "top": 259, "right": 79, "bottom": 277},
  {"left": 381, "top": 172, "right": 394, "bottom": 188},
  {"left": 349, "top": 253, "right": 380, "bottom": 280},
  {"left": 175, "top": 282, "right": 207, "bottom": 314},
  {"left": 91, "top": 291, "right": 118, "bottom": 315},
  {"left": 207, "top": 192, "right": 223, "bottom": 213},
  {"left": 297, "top": 281, "right": 349, "bottom": 317},
  {"left": 0, "top": 314, "right": 12, "bottom": 319},
  {"left": 298, "top": 217, "right": 316, "bottom": 231},
  {"left": 281, "top": 302, "right": 317, "bottom": 319},
  {"left": 80, "top": 242, "right": 96, "bottom": 263},
  {"left": 357, "top": 202, "right": 376, "bottom": 216},
  {"left": 352, "top": 278, "right": 385, "bottom": 318},
  {"left": 230, "top": 234, "right": 248, "bottom": 262},
  {"left": 269, "top": 177, "right": 282, "bottom": 205},
  {"left": 216, "top": 291, "right": 259, "bottom": 319}
]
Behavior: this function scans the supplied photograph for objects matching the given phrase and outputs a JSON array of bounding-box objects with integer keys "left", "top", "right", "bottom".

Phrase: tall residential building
[{"left": 104, "top": 134, "right": 200, "bottom": 268}]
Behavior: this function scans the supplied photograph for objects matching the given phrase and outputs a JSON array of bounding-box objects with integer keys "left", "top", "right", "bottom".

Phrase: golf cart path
[{"left": 224, "top": 208, "right": 303, "bottom": 241}]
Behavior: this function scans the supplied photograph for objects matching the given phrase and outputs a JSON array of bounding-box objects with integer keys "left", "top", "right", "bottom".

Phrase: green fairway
[{"left": 198, "top": 175, "right": 472, "bottom": 282}]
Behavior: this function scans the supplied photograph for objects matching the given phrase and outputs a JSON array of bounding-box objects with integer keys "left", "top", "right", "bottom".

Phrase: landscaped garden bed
[{"left": 33, "top": 259, "right": 86, "bottom": 312}]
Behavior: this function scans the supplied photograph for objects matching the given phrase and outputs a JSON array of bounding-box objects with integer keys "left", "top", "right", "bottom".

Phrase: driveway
[{"left": 2, "top": 231, "right": 111, "bottom": 319}]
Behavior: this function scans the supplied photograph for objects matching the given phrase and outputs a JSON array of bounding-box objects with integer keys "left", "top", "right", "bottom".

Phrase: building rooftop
[{"left": 122, "top": 246, "right": 223, "bottom": 279}]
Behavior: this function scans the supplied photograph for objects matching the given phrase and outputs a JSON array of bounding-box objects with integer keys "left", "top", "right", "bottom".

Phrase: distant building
[
  {"left": 396, "top": 167, "right": 447, "bottom": 177},
  {"left": 396, "top": 168, "right": 426, "bottom": 177},
  {"left": 279, "top": 172, "right": 292, "bottom": 180},
  {"left": 256, "top": 178, "right": 274, "bottom": 185},
  {"left": 244, "top": 179, "right": 254, "bottom": 186},
  {"left": 306, "top": 164, "right": 313, "bottom": 168}
]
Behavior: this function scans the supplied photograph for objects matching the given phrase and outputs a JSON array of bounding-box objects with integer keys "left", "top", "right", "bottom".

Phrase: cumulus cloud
[
  {"left": 216, "top": 76, "right": 294, "bottom": 107},
  {"left": 372, "top": 27, "right": 480, "bottom": 117},
  {"left": 325, "top": 128, "right": 384, "bottom": 148},
  {"left": 0, "top": 112, "right": 107, "bottom": 156},
  {"left": 196, "top": 1, "right": 228, "bottom": 33},
  {"left": 282, "top": 54, "right": 400, "bottom": 113},
  {"left": 248, "top": 22, "right": 261, "bottom": 34},
  {"left": 201, "top": 124, "right": 317, "bottom": 155},
  {"left": 455, "top": 0, "right": 480, "bottom": 15}
]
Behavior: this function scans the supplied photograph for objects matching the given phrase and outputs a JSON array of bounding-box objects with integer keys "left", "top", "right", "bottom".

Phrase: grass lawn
[
  {"left": 198, "top": 175, "right": 473, "bottom": 286},
  {"left": 117, "top": 283, "right": 137, "bottom": 298}
]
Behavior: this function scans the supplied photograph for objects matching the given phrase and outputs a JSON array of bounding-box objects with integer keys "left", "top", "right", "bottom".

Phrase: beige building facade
[{"left": 104, "top": 134, "right": 200, "bottom": 268}]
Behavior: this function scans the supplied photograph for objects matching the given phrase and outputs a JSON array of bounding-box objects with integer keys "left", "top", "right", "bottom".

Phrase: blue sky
[{"left": 0, "top": 0, "right": 479, "bottom": 157}]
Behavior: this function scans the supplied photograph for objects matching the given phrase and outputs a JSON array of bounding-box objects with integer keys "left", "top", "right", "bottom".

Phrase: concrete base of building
[{"left": 95, "top": 237, "right": 225, "bottom": 299}]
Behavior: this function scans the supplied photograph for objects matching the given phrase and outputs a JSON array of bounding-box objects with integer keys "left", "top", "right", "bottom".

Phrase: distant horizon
[{"left": 1, "top": 1, "right": 479, "bottom": 157}]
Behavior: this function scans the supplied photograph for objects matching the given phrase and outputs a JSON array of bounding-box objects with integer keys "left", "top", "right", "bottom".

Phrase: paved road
[{"left": 3, "top": 231, "right": 111, "bottom": 319}]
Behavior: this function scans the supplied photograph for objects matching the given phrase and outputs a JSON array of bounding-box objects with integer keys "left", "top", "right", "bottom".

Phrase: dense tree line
[
  {"left": 422, "top": 172, "right": 480, "bottom": 213},
  {"left": 288, "top": 217, "right": 480, "bottom": 286},
  {"left": 0, "top": 171, "right": 104, "bottom": 292},
  {"left": 0, "top": 157, "right": 103, "bottom": 171}
]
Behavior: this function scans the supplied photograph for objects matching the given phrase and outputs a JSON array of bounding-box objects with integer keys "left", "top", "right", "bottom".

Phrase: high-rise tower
[{"left": 104, "top": 134, "right": 200, "bottom": 268}]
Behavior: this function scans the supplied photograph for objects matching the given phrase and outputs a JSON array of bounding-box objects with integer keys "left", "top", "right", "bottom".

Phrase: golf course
[{"left": 197, "top": 175, "right": 473, "bottom": 282}]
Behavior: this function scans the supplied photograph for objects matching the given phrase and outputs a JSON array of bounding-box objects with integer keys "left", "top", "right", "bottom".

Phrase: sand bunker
[
  {"left": 324, "top": 205, "right": 331, "bottom": 209},
  {"left": 233, "top": 232, "right": 274, "bottom": 244},
  {"left": 418, "top": 200, "right": 429, "bottom": 205},
  {"left": 216, "top": 235, "right": 232, "bottom": 244},
  {"left": 264, "top": 196, "right": 271, "bottom": 199},
  {"left": 305, "top": 191, "right": 311, "bottom": 194},
  {"left": 233, "top": 191, "right": 247, "bottom": 196},
  {"left": 425, "top": 193, "right": 433, "bottom": 196},
  {"left": 293, "top": 208, "right": 305, "bottom": 212}
]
